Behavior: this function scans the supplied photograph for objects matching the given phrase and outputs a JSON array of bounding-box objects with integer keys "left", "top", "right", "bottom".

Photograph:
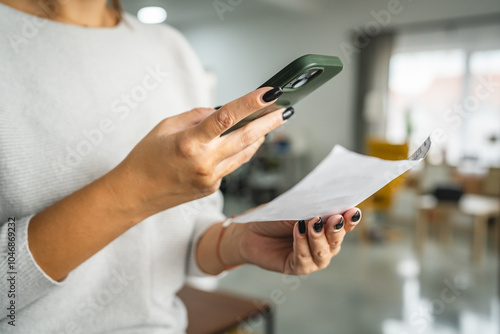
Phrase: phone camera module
[
  {"left": 285, "top": 68, "right": 323, "bottom": 89},
  {"left": 285, "top": 73, "right": 308, "bottom": 89}
]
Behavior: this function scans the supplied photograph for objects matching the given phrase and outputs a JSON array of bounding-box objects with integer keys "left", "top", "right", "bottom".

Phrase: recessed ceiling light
[{"left": 137, "top": 6, "right": 167, "bottom": 24}]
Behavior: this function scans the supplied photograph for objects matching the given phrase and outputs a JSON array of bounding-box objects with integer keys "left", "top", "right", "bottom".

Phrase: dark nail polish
[
  {"left": 282, "top": 107, "right": 294, "bottom": 121},
  {"left": 352, "top": 211, "right": 360, "bottom": 222},
  {"left": 313, "top": 217, "right": 323, "bottom": 233},
  {"left": 334, "top": 217, "right": 344, "bottom": 230},
  {"left": 262, "top": 87, "right": 283, "bottom": 103},
  {"left": 214, "top": 105, "right": 222, "bottom": 110},
  {"left": 298, "top": 220, "right": 306, "bottom": 234}
]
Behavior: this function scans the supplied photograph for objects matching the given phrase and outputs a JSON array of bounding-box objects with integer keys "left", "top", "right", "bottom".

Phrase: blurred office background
[{"left": 122, "top": 1, "right": 500, "bottom": 333}]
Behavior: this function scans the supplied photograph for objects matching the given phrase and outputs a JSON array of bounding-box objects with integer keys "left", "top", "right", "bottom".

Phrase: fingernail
[
  {"left": 352, "top": 211, "right": 360, "bottom": 223},
  {"left": 334, "top": 217, "right": 344, "bottom": 231},
  {"left": 313, "top": 217, "right": 323, "bottom": 233},
  {"left": 262, "top": 87, "right": 283, "bottom": 103},
  {"left": 214, "top": 105, "right": 222, "bottom": 110},
  {"left": 298, "top": 220, "right": 306, "bottom": 234},
  {"left": 282, "top": 107, "right": 294, "bottom": 121}
]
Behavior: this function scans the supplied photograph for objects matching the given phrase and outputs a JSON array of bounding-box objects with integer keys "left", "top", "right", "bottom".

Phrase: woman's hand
[
  {"left": 28, "top": 87, "right": 286, "bottom": 281},
  {"left": 107, "top": 87, "right": 285, "bottom": 223},
  {"left": 217, "top": 208, "right": 362, "bottom": 275}
]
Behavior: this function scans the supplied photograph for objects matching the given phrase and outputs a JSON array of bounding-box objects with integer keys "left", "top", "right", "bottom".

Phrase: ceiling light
[{"left": 137, "top": 6, "right": 167, "bottom": 24}]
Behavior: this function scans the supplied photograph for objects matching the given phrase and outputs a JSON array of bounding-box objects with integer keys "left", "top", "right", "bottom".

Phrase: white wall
[{"left": 138, "top": 0, "right": 500, "bottom": 168}]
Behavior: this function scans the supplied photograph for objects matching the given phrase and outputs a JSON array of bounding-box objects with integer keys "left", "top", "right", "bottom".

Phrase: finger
[
  {"left": 343, "top": 208, "right": 362, "bottom": 232},
  {"left": 324, "top": 215, "right": 346, "bottom": 255},
  {"left": 306, "top": 217, "right": 331, "bottom": 269},
  {"left": 177, "top": 108, "right": 215, "bottom": 126},
  {"left": 196, "top": 87, "right": 282, "bottom": 141},
  {"left": 161, "top": 108, "right": 215, "bottom": 135},
  {"left": 291, "top": 219, "right": 314, "bottom": 275},
  {"left": 214, "top": 136, "right": 265, "bottom": 177},
  {"left": 215, "top": 107, "right": 285, "bottom": 159}
]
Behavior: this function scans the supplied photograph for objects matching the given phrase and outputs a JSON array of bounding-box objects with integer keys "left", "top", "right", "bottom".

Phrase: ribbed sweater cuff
[{"left": 1, "top": 214, "right": 64, "bottom": 320}]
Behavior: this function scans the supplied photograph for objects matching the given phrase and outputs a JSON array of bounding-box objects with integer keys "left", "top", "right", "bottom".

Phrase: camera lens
[
  {"left": 298, "top": 73, "right": 309, "bottom": 80},
  {"left": 285, "top": 69, "right": 323, "bottom": 89},
  {"left": 291, "top": 77, "right": 308, "bottom": 88},
  {"left": 308, "top": 69, "right": 320, "bottom": 77}
]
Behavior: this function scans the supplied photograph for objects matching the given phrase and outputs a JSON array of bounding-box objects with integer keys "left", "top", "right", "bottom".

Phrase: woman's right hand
[{"left": 108, "top": 87, "right": 286, "bottom": 223}]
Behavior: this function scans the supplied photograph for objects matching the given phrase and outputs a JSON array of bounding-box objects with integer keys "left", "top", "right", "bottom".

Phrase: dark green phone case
[{"left": 222, "top": 54, "right": 343, "bottom": 135}]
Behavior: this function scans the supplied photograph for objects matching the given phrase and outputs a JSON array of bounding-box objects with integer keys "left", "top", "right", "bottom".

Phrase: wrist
[
  {"left": 219, "top": 221, "right": 248, "bottom": 268},
  {"left": 100, "top": 164, "right": 154, "bottom": 226}
]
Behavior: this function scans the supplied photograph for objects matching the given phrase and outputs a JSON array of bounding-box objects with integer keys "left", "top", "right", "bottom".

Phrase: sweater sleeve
[
  {"left": 0, "top": 215, "right": 64, "bottom": 321},
  {"left": 185, "top": 191, "right": 226, "bottom": 277}
]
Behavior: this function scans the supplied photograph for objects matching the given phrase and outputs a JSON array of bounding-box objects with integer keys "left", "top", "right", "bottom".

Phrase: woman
[{"left": 0, "top": 0, "right": 362, "bottom": 332}]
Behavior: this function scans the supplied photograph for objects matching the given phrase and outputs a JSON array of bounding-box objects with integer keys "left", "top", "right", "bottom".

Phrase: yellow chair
[{"left": 357, "top": 138, "right": 409, "bottom": 242}]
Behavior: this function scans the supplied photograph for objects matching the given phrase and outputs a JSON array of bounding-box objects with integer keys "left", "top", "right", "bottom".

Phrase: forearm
[
  {"left": 195, "top": 222, "right": 247, "bottom": 275},
  {"left": 27, "top": 168, "right": 148, "bottom": 281}
]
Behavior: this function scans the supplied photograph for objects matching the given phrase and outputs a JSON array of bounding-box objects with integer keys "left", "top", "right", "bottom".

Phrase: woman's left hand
[{"left": 220, "top": 208, "right": 362, "bottom": 275}]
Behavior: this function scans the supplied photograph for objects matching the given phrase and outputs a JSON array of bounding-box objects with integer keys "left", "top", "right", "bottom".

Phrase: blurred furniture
[
  {"left": 415, "top": 195, "right": 455, "bottom": 250},
  {"left": 222, "top": 134, "right": 308, "bottom": 206},
  {"left": 366, "top": 138, "right": 409, "bottom": 210},
  {"left": 177, "top": 285, "right": 274, "bottom": 334},
  {"left": 357, "top": 138, "right": 409, "bottom": 242},
  {"left": 247, "top": 140, "right": 308, "bottom": 205},
  {"left": 417, "top": 159, "right": 457, "bottom": 194},
  {"left": 453, "top": 162, "right": 489, "bottom": 194},
  {"left": 415, "top": 194, "right": 500, "bottom": 264},
  {"left": 482, "top": 167, "right": 500, "bottom": 197}
]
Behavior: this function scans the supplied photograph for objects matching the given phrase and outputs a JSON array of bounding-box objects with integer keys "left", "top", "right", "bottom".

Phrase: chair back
[{"left": 364, "top": 137, "right": 409, "bottom": 211}]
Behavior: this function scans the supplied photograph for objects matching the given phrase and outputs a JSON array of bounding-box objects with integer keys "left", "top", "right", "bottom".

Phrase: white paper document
[{"left": 233, "top": 137, "right": 431, "bottom": 223}]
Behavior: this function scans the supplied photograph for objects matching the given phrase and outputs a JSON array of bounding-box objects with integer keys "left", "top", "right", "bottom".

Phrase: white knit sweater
[{"left": 0, "top": 4, "right": 224, "bottom": 333}]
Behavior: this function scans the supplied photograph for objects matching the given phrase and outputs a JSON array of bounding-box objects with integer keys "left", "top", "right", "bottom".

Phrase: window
[{"left": 386, "top": 24, "right": 500, "bottom": 167}]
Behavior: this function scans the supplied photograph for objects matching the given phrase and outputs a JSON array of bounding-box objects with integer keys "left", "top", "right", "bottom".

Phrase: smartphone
[{"left": 221, "top": 54, "right": 343, "bottom": 136}]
